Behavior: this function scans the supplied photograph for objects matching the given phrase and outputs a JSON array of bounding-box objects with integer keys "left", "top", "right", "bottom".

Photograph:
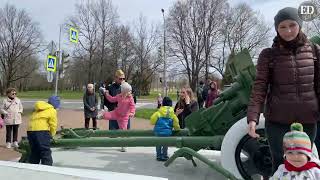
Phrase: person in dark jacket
[
  {"left": 98, "top": 81, "right": 107, "bottom": 109},
  {"left": 104, "top": 70, "right": 130, "bottom": 130},
  {"left": 197, "top": 81, "right": 205, "bottom": 108},
  {"left": 83, "top": 83, "right": 98, "bottom": 130},
  {"left": 202, "top": 79, "right": 212, "bottom": 105},
  {"left": 205, "top": 81, "right": 219, "bottom": 108},
  {"left": 247, "top": 7, "right": 320, "bottom": 175},
  {"left": 174, "top": 86, "right": 199, "bottom": 129}
]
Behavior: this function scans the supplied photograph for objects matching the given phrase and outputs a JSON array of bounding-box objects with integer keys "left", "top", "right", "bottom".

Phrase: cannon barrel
[
  {"left": 52, "top": 136, "right": 224, "bottom": 149},
  {"left": 60, "top": 128, "right": 190, "bottom": 138}
]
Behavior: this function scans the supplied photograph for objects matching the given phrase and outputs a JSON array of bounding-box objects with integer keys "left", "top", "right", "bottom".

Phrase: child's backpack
[{"left": 154, "top": 107, "right": 173, "bottom": 136}]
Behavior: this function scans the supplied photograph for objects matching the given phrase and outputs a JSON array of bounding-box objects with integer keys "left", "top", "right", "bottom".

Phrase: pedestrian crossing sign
[
  {"left": 46, "top": 55, "right": 57, "bottom": 72},
  {"left": 70, "top": 27, "right": 78, "bottom": 43}
]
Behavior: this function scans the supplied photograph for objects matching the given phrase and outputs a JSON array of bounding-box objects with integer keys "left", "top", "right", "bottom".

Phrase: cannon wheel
[
  {"left": 221, "top": 117, "right": 319, "bottom": 179},
  {"left": 221, "top": 116, "right": 270, "bottom": 179}
]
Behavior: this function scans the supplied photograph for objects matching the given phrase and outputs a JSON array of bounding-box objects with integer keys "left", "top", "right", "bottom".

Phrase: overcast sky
[{"left": 0, "top": 0, "right": 307, "bottom": 47}]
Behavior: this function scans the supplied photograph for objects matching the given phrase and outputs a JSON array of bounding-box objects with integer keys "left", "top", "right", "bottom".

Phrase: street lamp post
[
  {"left": 161, "top": 8, "right": 168, "bottom": 97},
  {"left": 54, "top": 25, "right": 62, "bottom": 96}
]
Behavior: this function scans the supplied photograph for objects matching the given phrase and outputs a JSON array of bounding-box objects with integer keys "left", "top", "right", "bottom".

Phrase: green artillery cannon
[
  {"left": 16, "top": 48, "right": 261, "bottom": 180},
  {"left": 17, "top": 36, "right": 320, "bottom": 180}
]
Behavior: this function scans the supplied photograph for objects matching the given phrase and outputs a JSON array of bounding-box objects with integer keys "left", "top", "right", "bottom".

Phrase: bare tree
[
  {"left": 309, "top": 0, "right": 320, "bottom": 35},
  {"left": 117, "top": 25, "right": 135, "bottom": 80},
  {"left": 199, "top": 0, "right": 226, "bottom": 80},
  {"left": 69, "top": 1, "right": 98, "bottom": 83},
  {"left": 211, "top": 3, "right": 271, "bottom": 82},
  {"left": 67, "top": 58, "right": 88, "bottom": 90},
  {"left": 92, "top": 0, "right": 118, "bottom": 81},
  {"left": 132, "top": 15, "right": 160, "bottom": 94},
  {"left": 15, "top": 56, "right": 40, "bottom": 91},
  {"left": 0, "top": 4, "right": 42, "bottom": 92},
  {"left": 167, "top": 0, "right": 227, "bottom": 90}
]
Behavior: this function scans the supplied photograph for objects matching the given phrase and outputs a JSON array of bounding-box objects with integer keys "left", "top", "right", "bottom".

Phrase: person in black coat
[
  {"left": 104, "top": 70, "right": 130, "bottom": 130},
  {"left": 83, "top": 83, "right": 98, "bottom": 130}
]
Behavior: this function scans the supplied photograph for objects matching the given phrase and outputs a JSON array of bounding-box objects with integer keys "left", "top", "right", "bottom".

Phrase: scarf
[{"left": 284, "top": 159, "right": 320, "bottom": 172}]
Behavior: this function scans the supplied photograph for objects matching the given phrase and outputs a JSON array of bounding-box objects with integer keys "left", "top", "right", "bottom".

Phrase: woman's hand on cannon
[{"left": 248, "top": 121, "right": 260, "bottom": 138}]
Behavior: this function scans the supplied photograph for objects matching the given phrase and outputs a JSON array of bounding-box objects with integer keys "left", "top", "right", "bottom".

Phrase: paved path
[
  {"left": 52, "top": 147, "right": 226, "bottom": 180},
  {"left": 21, "top": 99, "right": 158, "bottom": 110},
  {"left": 0, "top": 160, "right": 167, "bottom": 180}
]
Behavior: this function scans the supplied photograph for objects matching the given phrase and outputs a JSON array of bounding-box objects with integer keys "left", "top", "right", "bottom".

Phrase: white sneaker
[
  {"left": 6, "top": 142, "right": 11, "bottom": 149},
  {"left": 13, "top": 141, "right": 19, "bottom": 148}
]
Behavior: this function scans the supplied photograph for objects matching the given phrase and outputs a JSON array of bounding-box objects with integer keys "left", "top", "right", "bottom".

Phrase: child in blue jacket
[{"left": 150, "top": 97, "right": 180, "bottom": 161}]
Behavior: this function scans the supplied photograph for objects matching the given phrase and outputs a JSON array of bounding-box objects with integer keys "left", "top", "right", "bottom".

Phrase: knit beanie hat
[
  {"left": 121, "top": 82, "right": 132, "bottom": 93},
  {"left": 162, "top": 96, "right": 172, "bottom": 107},
  {"left": 48, "top": 95, "right": 60, "bottom": 109},
  {"left": 274, "top": 7, "right": 302, "bottom": 30},
  {"left": 283, "top": 123, "right": 312, "bottom": 159}
]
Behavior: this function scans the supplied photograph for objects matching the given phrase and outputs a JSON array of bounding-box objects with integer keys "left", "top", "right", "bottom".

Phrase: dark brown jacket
[
  {"left": 247, "top": 38, "right": 320, "bottom": 125},
  {"left": 174, "top": 100, "right": 199, "bottom": 128}
]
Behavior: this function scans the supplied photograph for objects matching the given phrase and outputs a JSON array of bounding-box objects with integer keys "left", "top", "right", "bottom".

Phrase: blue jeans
[
  {"left": 109, "top": 119, "right": 131, "bottom": 130},
  {"left": 155, "top": 135, "right": 170, "bottom": 159},
  {"left": 156, "top": 145, "right": 168, "bottom": 159}
]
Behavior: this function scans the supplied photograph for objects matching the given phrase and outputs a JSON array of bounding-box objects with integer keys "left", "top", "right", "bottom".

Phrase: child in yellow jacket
[
  {"left": 27, "top": 96, "right": 60, "bottom": 166},
  {"left": 150, "top": 97, "right": 180, "bottom": 161}
]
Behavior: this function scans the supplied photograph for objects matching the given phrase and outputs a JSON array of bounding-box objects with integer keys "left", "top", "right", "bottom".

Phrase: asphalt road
[{"left": 20, "top": 99, "right": 159, "bottom": 110}]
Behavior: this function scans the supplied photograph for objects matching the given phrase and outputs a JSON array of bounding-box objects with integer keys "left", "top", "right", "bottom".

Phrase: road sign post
[
  {"left": 47, "top": 71, "right": 54, "bottom": 82},
  {"left": 46, "top": 55, "right": 57, "bottom": 72},
  {"left": 47, "top": 41, "right": 57, "bottom": 55},
  {"left": 51, "top": 24, "right": 78, "bottom": 96},
  {"left": 69, "top": 27, "right": 79, "bottom": 43}
]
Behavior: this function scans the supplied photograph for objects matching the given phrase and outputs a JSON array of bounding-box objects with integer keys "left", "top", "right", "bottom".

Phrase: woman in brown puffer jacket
[
  {"left": 205, "top": 81, "right": 219, "bottom": 108},
  {"left": 247, "top": 7, "right": 320, "bottom": 175}
]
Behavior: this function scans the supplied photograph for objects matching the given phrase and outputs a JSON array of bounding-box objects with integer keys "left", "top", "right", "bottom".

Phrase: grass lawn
[
  {"left": 16, "top": 90, "right": 84, "bottom": 99},
  {"left": 15, "top": 90, "right": 179, "bottom": 100},
  {"left": 139, "top": 90, "right": 178, "bottom": 100},
  {"left": 134, "top": 108, "right": 157, "bottom": 120}
]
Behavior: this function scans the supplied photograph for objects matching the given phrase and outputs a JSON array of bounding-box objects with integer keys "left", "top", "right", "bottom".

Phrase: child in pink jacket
[{"left": 98, "top": 82, "right": 135, "bottom": 130}]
